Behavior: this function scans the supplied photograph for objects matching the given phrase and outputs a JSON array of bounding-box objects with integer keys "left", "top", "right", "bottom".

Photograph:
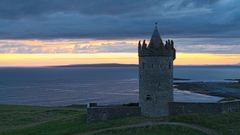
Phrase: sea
[{"left": 0, "top": 65, "right": 239, "bottom": 106}]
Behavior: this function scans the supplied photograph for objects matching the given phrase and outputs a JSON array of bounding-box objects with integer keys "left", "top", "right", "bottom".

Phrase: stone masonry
[{"left": 138, "top": 23, "right": 176, "bottom": 117}]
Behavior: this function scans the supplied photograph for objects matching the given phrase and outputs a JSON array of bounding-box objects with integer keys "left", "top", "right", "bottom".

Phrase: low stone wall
[
  {"left": 169, "top": 100, "right": 240, "bottom": 115},
  {"left": 221, "top": 100, "right": 240, "bottom": 113},
  {"left": 87, "top": 106, "right": 141, "bottom": 122},
  {"left": 87, "top": 100, "right": 240, "bottom": 122}
]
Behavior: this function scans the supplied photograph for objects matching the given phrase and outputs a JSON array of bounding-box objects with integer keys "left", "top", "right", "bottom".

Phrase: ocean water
[{"left": 0, "top": 66, "right": 239, "bottom": 106}]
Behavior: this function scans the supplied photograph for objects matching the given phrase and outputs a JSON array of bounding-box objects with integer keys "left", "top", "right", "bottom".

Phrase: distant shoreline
[
  {"left": 52, "top": 63, "right": 137, "bottom": 68},
  {"left": 175, "top": 82, "right": 240, "bottom": 100},
  {"left": 0, "top": 63, "right": 239, "bottom": 68},
  {"left": 50, "top": 63, "right": 240, "bottom": 68}
]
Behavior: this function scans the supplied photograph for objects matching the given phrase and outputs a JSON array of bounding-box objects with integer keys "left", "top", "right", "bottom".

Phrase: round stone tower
[{"left": 138, "top": 23, "right": 176, "bottom": 117}]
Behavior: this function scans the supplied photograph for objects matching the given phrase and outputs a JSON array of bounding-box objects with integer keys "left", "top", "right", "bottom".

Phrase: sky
[{"left": 0, "top": 0, "right": 240, "bottom": 66}]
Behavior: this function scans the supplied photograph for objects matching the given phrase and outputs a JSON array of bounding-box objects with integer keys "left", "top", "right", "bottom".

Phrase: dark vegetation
[{"left": 0, "top": 104, "right": 239, "bottom": 135}]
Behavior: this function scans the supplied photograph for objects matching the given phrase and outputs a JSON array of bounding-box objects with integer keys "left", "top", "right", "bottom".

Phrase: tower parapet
[{"left": 138, "top": 25, "right": 176, "bottom": 59}]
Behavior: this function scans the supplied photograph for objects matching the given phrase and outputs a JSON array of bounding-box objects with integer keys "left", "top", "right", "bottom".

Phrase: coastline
[{"left": 174, "top": 81, "right": 240, "bottom": 100}]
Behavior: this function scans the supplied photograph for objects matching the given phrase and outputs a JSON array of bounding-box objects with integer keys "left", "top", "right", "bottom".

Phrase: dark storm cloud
[
  {"left": 0, "top": 0, "right": 239, "bottom": 39},
  {"left": 0, "top": 0, "right": 156, "bottom": 19},
  {"left": 0, "top": 0, "right": 217, "bottom": 19}
]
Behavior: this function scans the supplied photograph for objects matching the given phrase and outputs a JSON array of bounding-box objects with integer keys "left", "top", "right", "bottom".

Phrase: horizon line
[{"left": 0, "top": 63, "right": 239, "bottom": 68}]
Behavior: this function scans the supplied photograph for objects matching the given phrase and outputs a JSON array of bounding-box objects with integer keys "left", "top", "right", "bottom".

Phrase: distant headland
[
  {"left": 51, "top": 63, "right": 240, "bottom": 68},
  {"left": 52, "top": 63, "right": 137, "bottom": 68}
]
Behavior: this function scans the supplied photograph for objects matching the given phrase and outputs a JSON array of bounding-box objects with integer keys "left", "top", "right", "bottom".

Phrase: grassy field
[
  {"left": 0, "top": 105, "right": 147, "bottom": 135},
  {"left": 94, "top": 125, "right": 208, "bottom": 135},
  {"left": 170, "top": 113, "right": 240, "bottom": 135},
  {"left": 0, "top": 104, "right": 239, "bottom": 135},
  {"left": 225, "top": 83, "right": 240, "bottom": 89}
]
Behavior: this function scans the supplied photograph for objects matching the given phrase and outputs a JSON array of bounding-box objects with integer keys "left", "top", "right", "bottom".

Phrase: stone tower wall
[{"left": 139, "top": 56, "right": 173, "bottom": 117}]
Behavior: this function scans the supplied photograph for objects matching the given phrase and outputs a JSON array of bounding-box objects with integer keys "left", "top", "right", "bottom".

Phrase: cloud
[
  {"left": 1, "top": 0, "right": 215, "bottom": 19},
  {"left": 0, "top": 0, "right": 239, "bottom": 54},
  {"left": 0, "top": 38, "right": 240, "bottom": 54},
  {"left": 74, "top": 41, "right": 136, "bottom": 53},
  {"left": 1, "top": 0, "right": 240, "bottom": 40},
  {"left": 174, "top": 38, "right": 240, "bottom": 54}
]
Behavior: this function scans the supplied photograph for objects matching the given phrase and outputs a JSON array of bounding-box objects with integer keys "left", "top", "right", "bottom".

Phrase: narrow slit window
[
  {"left": 158, "top": 82, "right": 161, "bottom": 88},
  {"left": 146, "top": 95, "right": 151, "bottom": 100}
]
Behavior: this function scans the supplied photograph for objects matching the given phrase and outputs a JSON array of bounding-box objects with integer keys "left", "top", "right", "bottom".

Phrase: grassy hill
[
  {"left": 94, "top": 125, "right": 207, "bottom": 135},
  {"left": 0, "top": 104, "right": 239, "bottom": 135}
]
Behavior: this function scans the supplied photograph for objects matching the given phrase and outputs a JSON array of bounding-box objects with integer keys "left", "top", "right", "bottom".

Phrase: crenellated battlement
[
  {"left": 138, "top": 23, "right": 176, "bottom": 60},
  {"left": 138, "top": 39, "right": 176, "bottom": 59}
]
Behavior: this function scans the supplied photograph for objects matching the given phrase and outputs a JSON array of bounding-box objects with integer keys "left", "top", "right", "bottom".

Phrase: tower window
[
  {"left": 142, "top": 62, "right": 145, "bottom": 69},
  {"left": 159, "top": 64, "right": 163, "bottom": 69},
  {"left": 146, "top": 95, "right": 152, "bottom": 100},
  {"left": 158, "top": 82, "right": 161, "bottom": 88},
  {"left": 168, "top": 62, "right": 171, "bottom": 69},
  {"left": 152, "top": 64, "right": 153, "bottom": 68}
]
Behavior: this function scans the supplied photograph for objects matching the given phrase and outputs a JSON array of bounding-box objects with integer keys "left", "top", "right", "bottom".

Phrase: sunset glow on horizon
[
  {"left": 1, "top": 37, "right": 240, "bottom": 67},
  {"left": 0, "top": 53, "right": 239, "bottom": 67}
]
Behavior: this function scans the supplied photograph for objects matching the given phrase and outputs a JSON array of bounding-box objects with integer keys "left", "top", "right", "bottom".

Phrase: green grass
[
  {"left": 0, "top": 104, "right": 147, "bottom": 135},
  {"left": 0, "top": 105, "right": 82, "bottom": 131},
  {"left": 94, "top": 125, "right": 207, "bottom": 135},
  {"left": 170, "top": 112, "right": 240, "bottom": 135},
  {"left": 0, "top": 104, "right": 84, "bottom": 135},
  {"left": 225, "top": 83, "right": 240, "bottom": 89},
  {"left": 0, "top": 104, "right": 240, "bottom": 135}
]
